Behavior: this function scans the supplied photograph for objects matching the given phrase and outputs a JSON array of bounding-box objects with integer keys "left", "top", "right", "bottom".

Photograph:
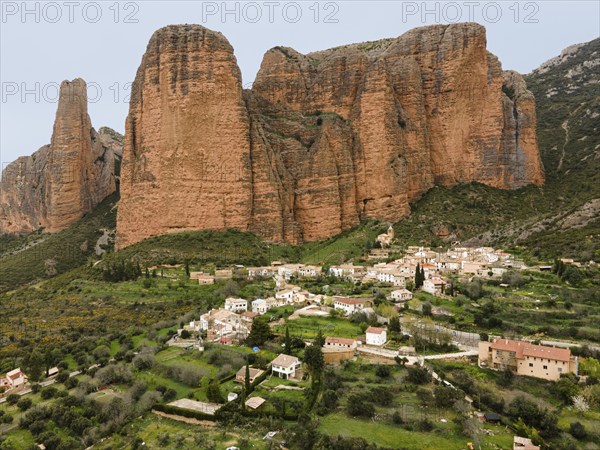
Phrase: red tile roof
[
  {"left": 490, "top": 339, "right": 571, "bottom": 362},
  {"left": 325, "top": 337, "right": 355, "bottom": 346},
  {"left": 366, "top": 326, "right": 386, "bottom": 335},
  {"left": 335, "top": 297, "right": 371, "bottom": 305}
]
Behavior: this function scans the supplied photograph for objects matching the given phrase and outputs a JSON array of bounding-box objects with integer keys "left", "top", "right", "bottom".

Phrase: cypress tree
[
  {"left": 285, "top": 326, "right": 292, "bottom": 355},
  {"left": 244, "top": 363, "right": 251, "bottom": 395}
]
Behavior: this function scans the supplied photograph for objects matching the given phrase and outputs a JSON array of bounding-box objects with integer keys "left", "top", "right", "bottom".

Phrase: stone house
[
  {"left": 478, "top": 338, "right": 578, "bottom": 381},
  {"left": 224, "top": 297, "right": 248, "bottom": 313}
]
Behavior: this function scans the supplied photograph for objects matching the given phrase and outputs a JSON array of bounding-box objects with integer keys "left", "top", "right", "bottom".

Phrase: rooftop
[
  {"left": 325, "top": 337, "right": 356, "bottom": 346},
  {"left": 366, "top": 326, "right": 386, "bottom": 335},
  {"left": 271, "top": 354, "right": 299, "bottom": 367},
  {"left": 245, "top": 396, "right": 266, "bottom": 410},
  {"left": 490, "top": 339, "right": 571, "bottom": 362}
]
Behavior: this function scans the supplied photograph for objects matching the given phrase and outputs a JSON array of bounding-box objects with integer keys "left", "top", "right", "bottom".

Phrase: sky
[{"left": 1, "top": 0, "right": 599, "bottom": 167}]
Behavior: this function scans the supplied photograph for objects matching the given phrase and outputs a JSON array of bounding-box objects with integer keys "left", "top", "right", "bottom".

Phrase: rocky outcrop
[
  {"left": 115, "top": 23, "right": 544, "bottom": 249},
  {"left": 0, "top": 79, "right": 119, "bottom": 234},
  {"left": 116, "top": 25, "right": 253, "bottom": 249}
]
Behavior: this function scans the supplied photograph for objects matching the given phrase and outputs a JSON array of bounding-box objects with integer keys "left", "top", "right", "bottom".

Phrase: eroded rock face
[
  {"left": 0, "top": 79, "right": 119, "bottom": 234},
  {"left": 116, "top": 23, "right": 544, "bottom": 248},
  {"left": 116, "top": 25, "right": 253, "bottom": 249}
]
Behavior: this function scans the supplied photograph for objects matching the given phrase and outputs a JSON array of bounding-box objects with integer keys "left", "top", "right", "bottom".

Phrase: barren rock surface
[{"left": 114, "top": 23, "right": 545, "bottom": 248}]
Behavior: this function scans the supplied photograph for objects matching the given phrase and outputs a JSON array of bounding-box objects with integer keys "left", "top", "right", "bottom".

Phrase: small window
[
  {"left": 558, "top": 368, "right": 562, "bottom": 372},
  {"left": 529, "top": 363, "right": 533, "bottom": 367},
  {"left": 543, "top": 365, "right": 548, "bottom": 370}
]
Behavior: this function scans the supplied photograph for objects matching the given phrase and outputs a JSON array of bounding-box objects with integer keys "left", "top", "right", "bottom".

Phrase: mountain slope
[{"left": 391, "top": 37, "right": 600, "bottom": 259}]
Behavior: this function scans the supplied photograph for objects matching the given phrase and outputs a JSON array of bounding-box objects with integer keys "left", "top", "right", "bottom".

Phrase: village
[{"left": 1, "top": 231, "right": 597, "bottom": 450}]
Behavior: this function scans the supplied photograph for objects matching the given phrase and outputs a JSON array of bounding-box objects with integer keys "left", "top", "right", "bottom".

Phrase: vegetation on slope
[{"left": 0, "top": 194, "right": 118, "bottom": 292}]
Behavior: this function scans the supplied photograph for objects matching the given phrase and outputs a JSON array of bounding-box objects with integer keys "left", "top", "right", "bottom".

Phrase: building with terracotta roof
[
  {"left": 365, "top": 327, "right": 387, "bottom": 346},
  {"left": 0, "top": 368, "right": 28, "bottom": 392},
  {"left": 235, "top": 367, "right": 264, "bottom": 384},
  {"left": 333, "top": 297, "right": 373, "bottom": 315},
  {"left": 324, "top": 337, "right": 357, "bottom": 350},
  {"left": 479, "top": 338, "right": 578, "bottom": 381}
]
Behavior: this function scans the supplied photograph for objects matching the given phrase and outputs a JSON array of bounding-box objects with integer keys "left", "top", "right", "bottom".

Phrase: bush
[
  {"left": 375, "top": 365, "right": 391, "bottom": 378},
  {"left": 406, "top": 366, "right": 432, "bottom": 385},
  {"left": 346, "top": 394, "right": 375, "bottom": 418},
  {"left": 64, "top": 377, "right": 79, "bottom": 389},
  {"left": 40, "top": 387, "right": 57, "bottom": 400},
  {"left": 17, "top": 397, "right": 33, "bottom": 411},
  {"left": 569, "top": 421, "right": 587, "bottom": 440},
  {"left": 55, "top": 371, "right": 69, "bottom": 384}
]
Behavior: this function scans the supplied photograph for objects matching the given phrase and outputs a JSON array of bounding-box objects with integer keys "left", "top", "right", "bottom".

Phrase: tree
[
  {"left": 247, "top": 316, "right": 271, "bottom": 347},
  {"left": 17, "top": 398, "right": 32, "bottom": 411},
  {"left": 26, "top": 349, "right": 44, "bottom": 382},
  {"left": 346, "top": 394, "right": 375, "bottom": 418},
  {"left": 284, "top": 326, "right": 292, "bottom": 355},
  {"left": 206, "top": 378, "right": 224, "bottom": 403},
  {"left": 55, "top": 371, "right": 69, "bottom": 384},
  {"left": 415, "top": 263, "right": 423, "bottom": 288},
  {"left": 180, "top": 329, "right": 191, "bottom": 339},
  {"left": 184, "top": 260, "right": 190, "bottom": 278},
  {"left": 389, "top": 316, "right": 401, "bottom": 333},
  {"left": 422, "top": 302, "right": 432, "bottom": 316},
  {"left": 406, "top": 366, "right": 432, "bottom": 385},
  {"left": 313, "top": 330, "right": 325, "bottom": 348},
  {"left": 6, "top": 394, "right": 19, "bottom": 405},
  {"left": 433, "top": 385, "right": 462, "bottom": 408},
  {"left": 244, "top": 364, "right": 251, "bottom": 394},
  {"left": 304, "top": 344, "right": 325, "bottom": 384}
]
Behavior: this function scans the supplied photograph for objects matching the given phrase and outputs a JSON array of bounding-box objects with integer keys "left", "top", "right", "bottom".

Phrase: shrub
[
  {"left": 40, "top": 387, "right": 57, "bottom": 400},
  {"left": 569, "top": 421, "right": 587, "bottom": 440},
  {"left": 56, "top": 371, "right": 69, "bottom": 384},
  {"left": 17, "top": 398, "right": 33, "bottom": 411},
  {"left": 376, "top": 365, "right": 391, "bottom": 378},
  {"left": 346, "top": 394, "right": 375, "bottom": 418},
  {"left": 406, "top": 366, "right": 432, "bottom": 385}
]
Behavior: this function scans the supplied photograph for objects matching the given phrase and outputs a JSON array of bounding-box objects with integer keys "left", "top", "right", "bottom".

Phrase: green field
[{"left": 275, "top": 316, "right": 363, "bottom": 339}]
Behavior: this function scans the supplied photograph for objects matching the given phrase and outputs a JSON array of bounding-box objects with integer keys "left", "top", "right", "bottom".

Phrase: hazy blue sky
[{"left": 1, "top": 1, "right": 599, "bottom": 167}]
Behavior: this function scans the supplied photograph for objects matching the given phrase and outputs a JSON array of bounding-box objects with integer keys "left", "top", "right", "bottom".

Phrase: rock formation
[
  {"left": 0, "top": 79, "right": 119, "bottom": 234},
  {"left": 116, "top": 23, "right": 544, "bottom": 249}
]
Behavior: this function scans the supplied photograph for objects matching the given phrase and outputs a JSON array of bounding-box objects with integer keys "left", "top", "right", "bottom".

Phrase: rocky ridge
[
  {"left": 0, "top": 79, "right": 121, "bottom": 234},
  {"left": 116, "top": 23, "right": 544, "bottom": 249}
]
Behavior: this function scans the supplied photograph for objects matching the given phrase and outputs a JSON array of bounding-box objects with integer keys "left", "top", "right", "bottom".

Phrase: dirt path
[{"left": 152, "top": 410, "right": 216, "bottom": 427}]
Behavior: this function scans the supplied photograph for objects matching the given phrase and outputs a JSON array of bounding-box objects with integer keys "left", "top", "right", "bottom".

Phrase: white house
[
  {"left": 333, "top": 297, "right": 372, "bottom": 315},
  {"left": 275, "top": 289, "right": 295, "bottom": 303},
  {"left": 390, "top": 289, "right": 413, "bottom": 302},
  {"left": 328, "top": 264, "right": 359, "bottom": 278},
  {"left": 195, "top": 309, "right": 241, "bottom": 334},
  {"left": 247, "top": 267, "right": 276, "bottom": 279},
  {"left": 298, "top": 265, "right": 322, "bottom": 278},
  {"left": 278, "top": 264, "right": 303, "bottom": 280},
  {"left": 224, "top": 298, "right": 248, "bottom": 313},
  {"left": 376, "top": 270, "right": 405, "bottom": 286},
  {"left": 271, "top": 354, "right": 301, "bottom": 379},
  {"left": 365, "top": 327, "right": 387, "bottom": 346},
  {"left": 0, "top": 368, "right": 28, "bottom": 391},
  {"left": 423, "top": 278, "right": 446, "bottom": 296},
  {"left": 252, "top": 299, "right": 269, "bottom": 315}
]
